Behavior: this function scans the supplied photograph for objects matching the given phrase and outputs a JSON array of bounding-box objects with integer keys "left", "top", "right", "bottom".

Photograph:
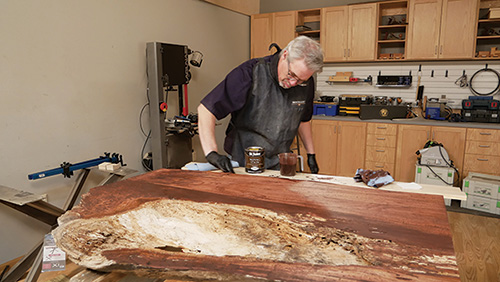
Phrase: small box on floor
[
  {"left": 460, "top": 194, "right": 499, "bottom": 215},
  {"left": 462, "top": 172, "right": 500, "bottom": 200},
  {"left": 461, "top": 172, "right": 500, "bottom": 215}
]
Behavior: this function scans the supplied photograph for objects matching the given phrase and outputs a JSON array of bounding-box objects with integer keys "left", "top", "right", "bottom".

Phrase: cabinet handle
[
  {"left": 344, "top": 49, "right": 347, "bottom": 58},
  {"left": 440, "top": 45, "right": 443, "bottom": 55},
  {"left": 377, "top": 126, "right": 387, "bottom": 129},
  {"left": 375, "top": 165, "right": 384, "bottom": 168},
  {"left": 427, "top": 131, "right": 430, "bottom": 140},
  {"left": 376, "top": 150, "right": 385, "bottom": 152},
  {"left": 435, "top": 45, "right": 437, "bottom": 55},
  {"left": 479, "top": 145, "right": 491, "bottom": 148},
  {"left": 376, "top": 137, "right": 386, "bottom": 140},
  {"left": 479, "top": 132, "right": 492, "bottom": 135},
  {"left": 432, "top": 132, "right": 435, "bottom": 140},
  {"left": 334, "top": 125, "right": 337, "bottom": 134},
  {"left": 477, "top": 158, "right": 489, "bottom": 161},
  {"left": 347, "top": 49, "right": 350, "bottom": 58},
  {"left": 338, "top": 125, "right": 341, "bottom": 134}
]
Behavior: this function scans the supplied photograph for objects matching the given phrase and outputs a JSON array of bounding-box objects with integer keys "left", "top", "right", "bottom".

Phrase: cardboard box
[
  {"left": 463, "top": 172, "right": 500, "bottom": 200},
  {"left": 461, "top": 194, "right": 499, "bottom": 215}
]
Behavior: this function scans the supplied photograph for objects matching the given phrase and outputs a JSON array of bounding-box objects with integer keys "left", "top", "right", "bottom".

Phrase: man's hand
[
  {"left": 307, "top": 153, "right": 319, "bottom": 174},
  {"left": 206, "top": 151, "right": 235, "bottom": 173}
]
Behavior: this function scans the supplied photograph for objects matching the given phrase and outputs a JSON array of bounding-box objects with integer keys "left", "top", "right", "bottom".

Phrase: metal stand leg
[{"left": 0, "top": 168, "right": 137, "bottom": 282}]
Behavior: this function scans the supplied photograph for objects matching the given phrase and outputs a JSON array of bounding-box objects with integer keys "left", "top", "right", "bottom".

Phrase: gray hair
[{"left": 281, "top": 36, "right": 323, "bottom": 73}]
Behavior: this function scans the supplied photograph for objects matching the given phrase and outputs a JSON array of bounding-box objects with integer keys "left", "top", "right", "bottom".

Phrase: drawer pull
[
  {"left": 376, "top": 150, "right": 385, "bottom": 152},
  {"left": 375, "top": 165, "right": 384, "bottom": 168},
  {"left": 376, "top": 137, "right": 386, "bottom": 140},
  {"left": 479, "top": 132, "right": 492, "bottom": 136},
  {"left": 479, "top": 145, "right": 490, "bottom": 148},
  {"left": 377, "top": 126, "right": 387, "bottom": 129},
  {"left": 477, "top": 158, "right": 489, "bottom": 161}
]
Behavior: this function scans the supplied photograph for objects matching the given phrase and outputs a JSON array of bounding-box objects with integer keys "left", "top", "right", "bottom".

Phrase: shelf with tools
[
  {"left": 475, "top": 1, "right": 500, "bottom": 59},
  {"left": 376, "top": 0, "right": 407, "bottom": 61}
]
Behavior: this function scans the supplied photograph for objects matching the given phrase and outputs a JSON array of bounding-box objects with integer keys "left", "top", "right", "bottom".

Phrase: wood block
[
  {"left": 478, "top": 51, "right": 490, "bottom": 58},
  {"left": 488, "top": 8, "right": 500, "bottom": 19},
  {"left": 52, "top": 169, "right": 460, "bottom": 281},
  {"left": 379, "top": 53, "right": 391, "bottom": 60}
]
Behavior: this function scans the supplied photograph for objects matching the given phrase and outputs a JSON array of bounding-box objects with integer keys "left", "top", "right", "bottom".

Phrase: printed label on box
[{"left": 42, "top": 234, "right": 66, "bottom": 272}]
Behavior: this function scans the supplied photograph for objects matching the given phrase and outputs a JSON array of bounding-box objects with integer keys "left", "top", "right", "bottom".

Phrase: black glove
[
  {"left": 206, "top": 151, "right": 234, "bottom": 173},
  {"left": 307, "top": 153, "right": 319, "bottom": 174}
]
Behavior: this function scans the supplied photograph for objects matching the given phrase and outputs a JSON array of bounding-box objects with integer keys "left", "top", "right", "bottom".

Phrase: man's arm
[
  {"left": 197, "top": 104, "right": 218, "bottom": 156},
  {"left": 298, "top": 121, "right": 319, "bottom": 174},
  {"left": 298, "top": 121, "right": 315, "bottom": 154},
  {"left": 197, "top": 104, "right": 234, "bottom": 173}
]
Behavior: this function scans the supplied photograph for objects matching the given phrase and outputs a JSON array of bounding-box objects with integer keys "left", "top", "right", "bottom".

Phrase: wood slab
[{"left": 53, "top": 169, "right": 459, "bottom": 281}]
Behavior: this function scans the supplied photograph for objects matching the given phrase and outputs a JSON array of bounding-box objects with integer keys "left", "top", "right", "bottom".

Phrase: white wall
[{"left": 0, "top": 0, "right": 249, "bottom": 264}]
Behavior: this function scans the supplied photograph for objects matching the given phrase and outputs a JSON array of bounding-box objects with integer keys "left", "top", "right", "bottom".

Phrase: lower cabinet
[
  {"left": 464, "top": 128, "right": 500, "bottom": 177},
  {"left": 395, "top": 124, "right": 466, "bottom": 183},
  {"left": 365, "top": 123, "right": 398, "bottom": 175},
  {"left": 308, "top": 120, "right": 469, "bottom": 184},
  {"left": 307, "top": 120, "right": 366, "bottom": 176}
]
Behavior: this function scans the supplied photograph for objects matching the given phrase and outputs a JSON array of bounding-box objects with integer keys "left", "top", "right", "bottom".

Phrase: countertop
[{"left": 313, "top": 115, "right": 500, "bottom": 129}]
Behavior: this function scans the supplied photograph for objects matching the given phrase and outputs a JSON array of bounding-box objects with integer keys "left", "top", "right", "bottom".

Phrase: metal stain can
[{"left": 245, "top": 146, "right": 265, "bottom": 173}]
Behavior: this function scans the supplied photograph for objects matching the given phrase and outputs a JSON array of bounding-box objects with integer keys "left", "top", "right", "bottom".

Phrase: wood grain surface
[
  {"left": 53, "top": 169, "right": 460, "bottom": 281},
  {"left": 448, "top": 211, "right": 500, "bottom": 282}
]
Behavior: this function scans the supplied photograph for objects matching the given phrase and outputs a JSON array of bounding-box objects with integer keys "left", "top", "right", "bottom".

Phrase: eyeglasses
[{"left": 287, "top": 60, "right": 308, "bottom": 86}]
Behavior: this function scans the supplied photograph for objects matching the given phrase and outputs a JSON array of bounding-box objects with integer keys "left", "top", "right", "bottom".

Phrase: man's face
[{"left": 278, "top": 50, "right": 314, "bottom": 89}]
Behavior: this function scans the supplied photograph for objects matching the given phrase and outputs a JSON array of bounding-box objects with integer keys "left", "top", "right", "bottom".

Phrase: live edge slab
[{"left": 52, "top": 169, "right": 460, "bottom": 281}]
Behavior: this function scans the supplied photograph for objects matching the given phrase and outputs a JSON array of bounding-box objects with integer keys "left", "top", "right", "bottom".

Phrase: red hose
[{"left": 183, "top": 84, "right": 188, "bottom": 116}]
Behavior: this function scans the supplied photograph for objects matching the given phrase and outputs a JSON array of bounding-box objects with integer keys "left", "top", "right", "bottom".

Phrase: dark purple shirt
[{"left": 201, "top": 54, "right": 314, "bottom": 121}]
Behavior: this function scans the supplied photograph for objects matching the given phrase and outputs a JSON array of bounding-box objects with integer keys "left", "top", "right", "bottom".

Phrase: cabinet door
[
  {"left": 407, "top": 0, "right": 443, "bottom": 60},
  {"left": 439, "top": 0, "right": 477, "bottom": 59},
  {"left": 395, "top": 124, "right": 431, "bottom": 182},
  {"left": 251, "top": 13, "right": 273, "bottom": 58},
  {"left": 336, "top": 121, "right": 367, "bottom": 177},
  {"left": 431, "top": 126, "right": 466, "bottom": 184},
  {"left": 348, "top": 3, "right": 377, "bottom": 61},
  {"left": 273, "top": 11, "right": 296, "bottom": 52},
  {"left": 321, "top": 6, "right": 348, "bottom": 62},
  {"left": 311, "top": 120, "right": 338, "bottom": 175}
]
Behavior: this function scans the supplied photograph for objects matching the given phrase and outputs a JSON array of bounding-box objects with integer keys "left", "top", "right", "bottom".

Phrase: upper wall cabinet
[
  {"left": 475, "top": 0, "right": 500, "bottom": 59},
  {"left": 407, "top": 0, "right": 477, "bottom": 60},
  {"left": 322, "top": 3, "right": 377, "bottom": 62},
  {"left": 251, "top": 11, "right": 296, "bottom": 58}
]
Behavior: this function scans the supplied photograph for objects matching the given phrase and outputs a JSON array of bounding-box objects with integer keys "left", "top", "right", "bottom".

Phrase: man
[{"left": 198, "top": 36, "right": 323, "bottom": 173}]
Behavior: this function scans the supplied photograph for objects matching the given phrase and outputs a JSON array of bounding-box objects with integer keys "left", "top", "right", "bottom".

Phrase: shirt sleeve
[
  {"left": 301, "top": 77, "right": 315, "bottom": 122},
  {"left": 200, "top": 59, "right": 256, "bottom": 120}
]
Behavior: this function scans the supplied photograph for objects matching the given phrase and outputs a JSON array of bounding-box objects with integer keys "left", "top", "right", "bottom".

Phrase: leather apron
[{"left": 228, "top": 58, "right": 309, "bottom": 169}]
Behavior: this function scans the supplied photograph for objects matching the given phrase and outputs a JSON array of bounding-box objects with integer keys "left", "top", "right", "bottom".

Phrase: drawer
[
  {"left": 364, "top": 161, "right": 395, "bottom": 175},
  {"left": 463, "top": 154, "right": 500, "bottom": 176},
  {"left": 465, "top": 141, "right": 500, "bottom": 156},
  {"left": 467, "top": 128, "right": 500, "bottom": 142},
  {"left": 366, "top": 134, "right": 397, "bottom": 148},
  {"left": 367, "top": 123, "right": 397, "bottom": 135},
  {"left": 366, "top": 147, "right": 396, "bottom": 163}
]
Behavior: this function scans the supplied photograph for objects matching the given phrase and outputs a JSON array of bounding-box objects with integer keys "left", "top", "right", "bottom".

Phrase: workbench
[
  {"left": 230, "top": 166, "right": 466, "bottom": 202},
  {"left": 40, "top": 169, "right": 460, "bottom": 281}
]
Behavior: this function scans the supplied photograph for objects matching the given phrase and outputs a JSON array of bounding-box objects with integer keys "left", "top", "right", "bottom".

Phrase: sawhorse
[{"left": 0, "top": 167, "right": 137, "bottom": 282}]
